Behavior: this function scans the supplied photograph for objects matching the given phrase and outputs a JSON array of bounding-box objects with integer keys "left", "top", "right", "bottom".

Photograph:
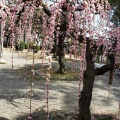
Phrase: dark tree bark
[
  {"left": 109, "top": 70, "right": 113, "bottom": 84},
  {"left": 94, "top": 64, "right": 114, "bottom": 76},
  {"left": 78, "top": 39, "right": 115, "bottom": 120},
  {"left": 56, "top": 2, "right": 68, "bottom": 74},
  {"left": 56, "top": 34, "right": 65, "bottom": 74},
  {"left": 15, "top": 1, "right": 51, "bottom": 25},
  {"left": 78, "top": 40, "right": 94, "bottom": 120},
  {"left": 42, "top": 4, "right": 51, "bottom": 17},
  {"left": 15, "top": 6, "right": 25, "bottom": 24},
  {"left": 52, "top": 31, "right": 57, "bottom": 58},
  {"left": 95, "top": 63, "right": 114, "bottom": 84}
]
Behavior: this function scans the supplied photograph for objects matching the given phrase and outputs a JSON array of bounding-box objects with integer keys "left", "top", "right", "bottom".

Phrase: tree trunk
[
  {"left": 108, "top": 68, "right": 113, "bottom": 84},
  {"left": 78, "top": 40, "right": 94, "bottom": 120},
  {"left": 58, "top": 55, "right": 65, "bottom": 74},
  {"left": 108, "top": 53, "right": 115, "bottom": 84},
  {"left": 55, "top": 2, "right": 68, "bottom": 74},
  {"left": 56, "top": 34, "right": 65, "bottom": 74},
  {"left": 78, "top": 39, "right": 115, "bottom": 119}
]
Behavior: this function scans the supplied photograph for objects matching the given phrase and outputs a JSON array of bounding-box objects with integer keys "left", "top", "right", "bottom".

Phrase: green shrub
[
  {"left": 25, "top": 43, "right": 29, "bottom": 49},
  {"left": 20, "top": 41, "right": 25, "bottom": 51},
  {"left": 35, "top": 45, "right": 40, "bottom": 53},
  {"left": 40, "top": 45, "right": 42, "bottom": 50}
]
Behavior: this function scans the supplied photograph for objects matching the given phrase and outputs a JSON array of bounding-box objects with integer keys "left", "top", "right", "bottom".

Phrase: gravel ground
[{"left": 0, "top": 49, "right": 120, "bottom": 120}]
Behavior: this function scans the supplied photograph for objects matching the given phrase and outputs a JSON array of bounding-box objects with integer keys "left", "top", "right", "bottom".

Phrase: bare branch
[
  {"left": 42, "top": 3, "right": 51, "bottom": 16},
  {"left": 94, "top": 64, "right": 114, "bottom": 76}
]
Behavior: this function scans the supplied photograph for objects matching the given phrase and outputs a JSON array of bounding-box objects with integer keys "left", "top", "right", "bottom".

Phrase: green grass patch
[
  {"left": 17, "top": 64, "right": 79, "bottom": 81},
  {"left": 50, "top": 69, "right": 79, "bottom": 81}
]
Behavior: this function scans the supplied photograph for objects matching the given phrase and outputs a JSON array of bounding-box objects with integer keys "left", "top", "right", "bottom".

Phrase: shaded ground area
[
  {"left": 0, "top": 49, "right": 120, "bottom": 120},
  {"left": 15, "top": 110, "right": 120, "bottom": 120}
]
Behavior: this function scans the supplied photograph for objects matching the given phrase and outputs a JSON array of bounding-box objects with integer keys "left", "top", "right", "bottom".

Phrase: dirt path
[{"left": 0, "top": 49, "right": 120, "bottom": 120}]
